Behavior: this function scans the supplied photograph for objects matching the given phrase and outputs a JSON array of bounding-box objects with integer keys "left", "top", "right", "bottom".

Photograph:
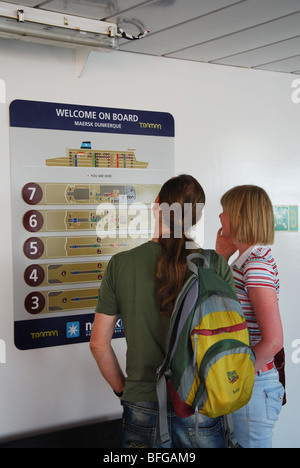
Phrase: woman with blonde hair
[
  {"left": 216, "top": 184, "right": 285, "bottom": 448},
  {"left": 90, "top": 174, "right": 235, "bottom": 448}
]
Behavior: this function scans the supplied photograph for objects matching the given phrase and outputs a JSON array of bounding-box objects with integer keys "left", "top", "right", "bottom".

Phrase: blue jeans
[
  {"left": 121, "top": 401, "right": 226, "bottom": 448},
  {"left": 231, "top": 367, "right": 284, "bottom": 448}
]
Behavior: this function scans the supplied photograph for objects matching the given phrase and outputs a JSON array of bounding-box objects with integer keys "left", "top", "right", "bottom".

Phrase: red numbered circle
[
  {"left": 24, "top": 292, "right": 45, "bottom": 314},
  {"left": 22, "top": 183, "right": 43, "bottom": 205},
  {"left": 24, "top": 264, "right": 45, "bottom": 287},
  {"left": 23, "top": 210, "right": 44, "bottom": 232},
  {"left": 23, "top": 237, "right": 45, "bottom": 259}
]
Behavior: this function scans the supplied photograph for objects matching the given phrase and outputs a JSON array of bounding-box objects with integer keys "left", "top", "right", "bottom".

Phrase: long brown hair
[{"left": 156, "top": 175, "right": 205, "bottom": 317}]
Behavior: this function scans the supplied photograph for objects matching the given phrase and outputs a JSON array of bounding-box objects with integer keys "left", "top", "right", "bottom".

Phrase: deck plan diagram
[
  {"left": 10, "top": 99, "right": 175, "bottom": 350},
  {"left": 46, "top": 141, "right": 149, "bottom": 169},
  {"left": 22, "top": 182, "right": 158, "bottom": 205}
]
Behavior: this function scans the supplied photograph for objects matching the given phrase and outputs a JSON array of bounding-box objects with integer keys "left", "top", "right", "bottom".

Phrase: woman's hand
[{"left": 215, "top": 228, "right": 237, "bottom": 262}]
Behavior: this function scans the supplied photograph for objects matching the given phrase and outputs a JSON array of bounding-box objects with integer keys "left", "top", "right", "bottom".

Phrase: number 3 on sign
[{"left": 24, "top": 292, "right": 46, "bottom": 314}]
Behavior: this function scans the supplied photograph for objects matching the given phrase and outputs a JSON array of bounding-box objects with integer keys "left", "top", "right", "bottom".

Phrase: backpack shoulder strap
[
  {"left": 157, "top": 272, "right": 197, "bottom": 376},
  {"left": 156, "top": 372, "right": 171, "bottom": 448},
  {"left": 201, "top": 249, "right": 217, "bottom": 269},
  {"left": 187, "top": 249, "right": 215, "bottom": 274}
]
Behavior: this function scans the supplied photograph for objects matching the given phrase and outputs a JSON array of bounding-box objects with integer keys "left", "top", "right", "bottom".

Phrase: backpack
[{"left": 156, "top": 249, "right": 255, "bottom": 448}]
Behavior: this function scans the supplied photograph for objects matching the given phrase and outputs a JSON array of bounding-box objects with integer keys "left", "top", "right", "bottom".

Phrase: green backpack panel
[{"left": 156, "top": 250, "right": 255, "bottom": 447}]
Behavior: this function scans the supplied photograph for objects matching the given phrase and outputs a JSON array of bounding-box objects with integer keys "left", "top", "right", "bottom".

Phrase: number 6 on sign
[{"left": 23, "top": 210, "right": 44, "bottom": 232}]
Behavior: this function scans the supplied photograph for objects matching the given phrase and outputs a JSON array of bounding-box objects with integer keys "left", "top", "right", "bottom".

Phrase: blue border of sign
[
  {"left": 14, "top": 313, "right": 124, "bottom": 350},
  {"left": 10, "top": 99, "right": 175, "bottom": 137}
]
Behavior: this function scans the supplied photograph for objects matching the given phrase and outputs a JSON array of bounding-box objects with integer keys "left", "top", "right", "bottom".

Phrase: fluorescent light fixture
[{"left": 0, "top": 1, "right": 119, "bottom": 50}]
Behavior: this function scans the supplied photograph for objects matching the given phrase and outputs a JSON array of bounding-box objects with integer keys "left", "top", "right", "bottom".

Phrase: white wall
[{"left": 0, "top": 38, "right": 299, "bottom": 447}]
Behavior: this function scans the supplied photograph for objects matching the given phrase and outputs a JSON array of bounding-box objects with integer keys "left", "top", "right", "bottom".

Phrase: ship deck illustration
[
  {"left": 23, "top": 235, "right": 151, "bottom": 260},
  {"left": 46, "top": 141, "right": 149, "bottom": 169},
  {"left": 22, "top": 182, "right": 160, "bottom": 205}
]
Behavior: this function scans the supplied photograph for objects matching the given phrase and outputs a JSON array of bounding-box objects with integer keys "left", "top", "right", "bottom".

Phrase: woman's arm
[
  {"left": 248, "top": 286, "right": 283, "bottom": 372},
  {"left": 90, "top": 313, "right": 125, "bottom": 395}
]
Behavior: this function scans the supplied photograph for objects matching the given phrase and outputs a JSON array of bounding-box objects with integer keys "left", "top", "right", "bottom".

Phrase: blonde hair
[{"left": 221, "top": 185, "right": 274, "bottom": 245}]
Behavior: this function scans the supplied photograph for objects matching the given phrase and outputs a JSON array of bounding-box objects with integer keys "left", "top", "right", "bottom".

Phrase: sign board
[{"left": 10, "top": 100, "right": 175, "bottom": 350}]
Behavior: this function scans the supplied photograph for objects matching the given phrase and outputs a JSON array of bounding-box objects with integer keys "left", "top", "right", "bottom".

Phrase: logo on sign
[{"left": 66, "top": 322, "right": 80, "bottom": 338}]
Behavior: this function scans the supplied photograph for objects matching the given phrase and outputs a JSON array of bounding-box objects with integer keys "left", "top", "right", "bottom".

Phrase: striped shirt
[{"left": 231, "top": 246, "right": 280, "bottom": 348}]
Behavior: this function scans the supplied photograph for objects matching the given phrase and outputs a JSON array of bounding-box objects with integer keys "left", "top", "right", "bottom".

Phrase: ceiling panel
[
  {"left": 1, "top": 0, "right": 300, "bottom": 75},
  {"left": 117, "top": 0, "right": 300, "bottom": 55},
  {"left": 255, "top": 55, "right": 300, "bottom": 73},
  {"left": 37, "top": 0, "right": 142, "bottom": 20},
  {"left": 167, "top": 13, "right": 300, "bottom": 63},
  {"left": 106, "top": 0, "right": 241, "bottom": 36},
  {"left": 3, "top": 0, "right": 41, "bottom": 5},
  {"left": 212, "top": 36, "right": 300, "bottom": 69}
]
